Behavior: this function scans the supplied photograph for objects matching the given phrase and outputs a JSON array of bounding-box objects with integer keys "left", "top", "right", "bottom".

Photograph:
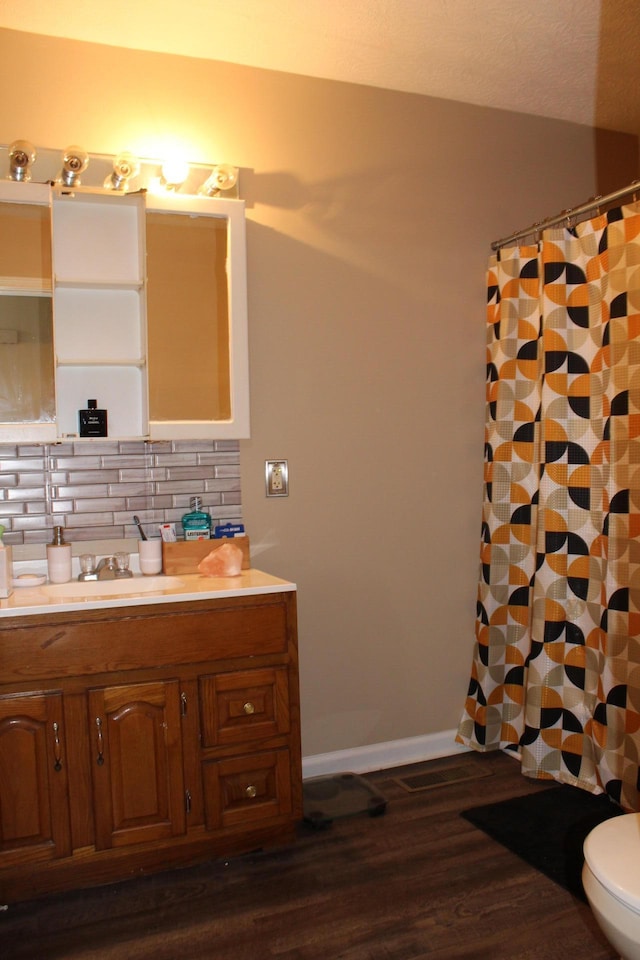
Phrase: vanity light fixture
[
  {"left": 104, "top": 151, "right": 141, "bottom": 191},
  {"left": 198, "top": 163, "right": 239, "bottom": 196},
  {"left": 159, "top": 156, "right": 190, "bottom": 191},
  {"left": 59, "top": 145, "right": 89, "bottom": 186},
  {"left": 7, "top": 140, "right": 36, "bottom": 181}
]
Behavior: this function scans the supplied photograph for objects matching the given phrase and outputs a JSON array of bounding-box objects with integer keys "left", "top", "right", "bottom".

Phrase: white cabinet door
[
  {"left": 0, "top": 181, "right": 57, "bottom": 442},
  {"left": 145, "top": 194, "right": 250, "bottom": 440}
]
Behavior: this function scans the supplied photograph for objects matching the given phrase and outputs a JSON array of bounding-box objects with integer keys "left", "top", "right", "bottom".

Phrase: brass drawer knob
[
  {"left": 245, "top": 784, "right": 257, "bottom": 799},
  {"left": 243, "top": 701, "right": 255, "bottom": 715}
]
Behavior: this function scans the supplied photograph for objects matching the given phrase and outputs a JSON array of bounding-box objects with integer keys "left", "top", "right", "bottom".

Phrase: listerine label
[{"left": 184, "top": 529, "right": 211, "bottom": 540}]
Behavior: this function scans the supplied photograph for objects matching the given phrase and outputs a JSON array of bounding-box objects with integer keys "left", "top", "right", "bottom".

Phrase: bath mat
[{"left": 461, "top": 784, "right": 623, "bottom": 900}]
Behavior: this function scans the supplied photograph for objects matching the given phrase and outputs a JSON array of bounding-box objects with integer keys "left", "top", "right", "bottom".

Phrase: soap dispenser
[
  {"left": 47, "top": 526, "right": 72, "bottom": 584},
  {"left": 0, "top": 524, "right": 13, "bottom": 598}
]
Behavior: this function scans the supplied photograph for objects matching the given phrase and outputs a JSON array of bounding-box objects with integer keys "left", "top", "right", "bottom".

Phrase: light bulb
[
  {"left": 8, "top": 139, "right": 36, "bottom": 181},
  {"left": 59, "top": 146, "right": 89, "bottom": 186},
  {"left": 104, "top": 151, "right": 141, "bottom": 191},
  {"left": 198, "top": 164, "right": 239, "bottom": 196},
  {"left": 160, "top": 156, "right": 189, "bottom": 190}
]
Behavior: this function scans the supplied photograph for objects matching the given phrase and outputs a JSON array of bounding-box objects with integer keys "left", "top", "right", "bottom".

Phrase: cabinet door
[
  {"left": 145, "top": 195, "right": 250, "bottom": 440},
  {"left": 0, "top": 692, "right": 71, "bottom": 866},
  {"left": 0, "top": 181, "right": 56, "bottom": 442},
  {"left": 88, "top": 680, "right": 185, "bottom": 849}
]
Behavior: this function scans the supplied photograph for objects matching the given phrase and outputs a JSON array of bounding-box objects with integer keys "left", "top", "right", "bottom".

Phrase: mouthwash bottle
[{"left": 182, "top": 496, "right": 212, "bottom": 540}]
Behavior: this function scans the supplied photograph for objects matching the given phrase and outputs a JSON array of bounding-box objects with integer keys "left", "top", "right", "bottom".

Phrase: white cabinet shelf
[
  {"left": 53, "top": 191, "right": 144, "bottom": 285},
  {"left": 54, "top": 279, "right": 143, "bottom": 290},
  {"left": 56, "top": 358, "right": 146, "bottom": 366},
  {"left": 56, "top": 365, "right": 147, "bottom": 439}
]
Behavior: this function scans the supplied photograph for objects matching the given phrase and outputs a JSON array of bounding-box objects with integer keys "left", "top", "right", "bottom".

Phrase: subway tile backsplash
[{"left": 0, "top": 440, "right": 243, "bottom": 546}]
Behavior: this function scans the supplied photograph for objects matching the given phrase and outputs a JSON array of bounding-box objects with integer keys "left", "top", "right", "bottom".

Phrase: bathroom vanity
[{"left": 0, "top": 572, "right": 301, "bottom": 903}]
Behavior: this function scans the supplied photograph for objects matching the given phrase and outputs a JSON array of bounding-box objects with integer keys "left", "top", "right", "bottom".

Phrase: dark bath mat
[{"left": 461, "top": 784, "right": 623, "bottom": 900}]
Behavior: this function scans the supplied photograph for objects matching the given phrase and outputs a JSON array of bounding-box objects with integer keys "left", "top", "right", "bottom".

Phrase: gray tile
[
  {"left": 51, "top": 456, "right": 104, "bottom": 470},
  {"left": 74, "top": 442, "right": 121, "bottom": 456},
  {"left": 6, "top": 487, "right": 47, "bottom": 500},
  {"left": 119, "top": 468, "right": 166, "bottom": 481},
  {"left": 74, "top": 498, "right": 127, "bottom": 513},
  {"left": 0, "top": 458, "right": 46, "bottom": 471},
  {"left": 172, "top": 440, "right": 217, "bottom": 453},
  {"left": 51, "top": 500, "right": 74, "bottom": 513},
  {"left": 107, "top": 482, "right": 154, "bottom": 497},
  {"left": 12, "top": 515, "right": 55, "bottom": 531},
  {"left": 167, "top": 467, "right": 216, "bottom": 480},
  {"left": 55, "top": 485, "right": 110, "bottom": 498},
  {"left": 153, "top": 454, "right": 199, "bottom": 466},
  {"left": 66, "top": 471, "right": 120, "bottom": 484},
  {"left": 65, "top": 513, "right": 116, "bottom": 528}
]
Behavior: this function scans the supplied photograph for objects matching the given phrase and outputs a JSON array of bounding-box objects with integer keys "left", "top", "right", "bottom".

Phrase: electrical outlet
[{"left": 265, "top": 459, "right": 289, "bottom": 497}]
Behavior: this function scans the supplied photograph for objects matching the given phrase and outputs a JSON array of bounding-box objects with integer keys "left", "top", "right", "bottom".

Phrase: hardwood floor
[{"left": 1, "top": 751, "right": 617, "bottom": 959}]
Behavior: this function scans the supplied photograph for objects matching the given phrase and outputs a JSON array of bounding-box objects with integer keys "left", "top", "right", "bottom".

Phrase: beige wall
[{"left": 1, "top": 28, "right": 631, "bottom": 760}]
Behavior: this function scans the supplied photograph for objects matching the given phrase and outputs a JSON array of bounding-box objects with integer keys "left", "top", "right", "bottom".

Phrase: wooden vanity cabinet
[{"left": 0, "top": 590, "right": 302, "bottom": 902}]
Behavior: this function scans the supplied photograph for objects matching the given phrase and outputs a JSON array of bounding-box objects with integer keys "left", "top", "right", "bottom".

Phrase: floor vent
[{"left": 393, "top": 765, "right": 493, "bottom": 792}]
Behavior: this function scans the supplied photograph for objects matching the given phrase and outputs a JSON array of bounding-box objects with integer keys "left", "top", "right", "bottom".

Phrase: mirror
[
  {"left": 0, "top": 196, "right": 55, "bottom": 425},
  {"left": 146, "top": 212, "right": 231, "bottom": 422}
]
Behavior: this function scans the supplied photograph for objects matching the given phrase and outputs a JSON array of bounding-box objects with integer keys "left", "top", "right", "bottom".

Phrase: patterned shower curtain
[{"left": 457, "top": 199, "right": 640, "bottom": 812}]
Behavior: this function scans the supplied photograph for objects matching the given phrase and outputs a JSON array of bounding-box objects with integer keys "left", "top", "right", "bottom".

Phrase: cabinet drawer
[
  {"left": 199, "top": 667, "right": 290, "bottom": 748},
  {"left": 203, "top": 749, "right": 292, "bottom": 830},
  {"left": 0, "top": 598, "right": 290, "bottom": 680}
]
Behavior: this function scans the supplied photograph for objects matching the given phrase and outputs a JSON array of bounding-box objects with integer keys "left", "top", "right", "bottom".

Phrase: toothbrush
[{"left": 133, "top": 515, "right": 148, "bottom": 540}]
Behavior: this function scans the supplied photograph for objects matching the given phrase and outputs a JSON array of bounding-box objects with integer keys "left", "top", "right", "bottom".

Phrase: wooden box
[{"left": 162, "top": 537, "right": 250, "bottom": 575}]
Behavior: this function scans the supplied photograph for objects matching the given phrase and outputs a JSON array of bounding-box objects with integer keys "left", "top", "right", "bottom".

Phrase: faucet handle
[{"left": 80, "top": 554, "right": 96, "bottom": 575}]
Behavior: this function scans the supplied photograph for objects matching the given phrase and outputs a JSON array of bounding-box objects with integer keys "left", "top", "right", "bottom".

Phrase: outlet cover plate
[{"left": 265, "top": 459, "right": 289, "bottom": 497}]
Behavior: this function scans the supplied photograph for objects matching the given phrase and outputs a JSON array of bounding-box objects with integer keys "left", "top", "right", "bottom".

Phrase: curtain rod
[{"left": 491, "top": 178, "right": 640, "bottom": 251}]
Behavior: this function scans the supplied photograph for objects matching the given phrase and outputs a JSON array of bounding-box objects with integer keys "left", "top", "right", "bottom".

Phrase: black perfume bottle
[{"left": 79, "top": 399, "right": 108, "bottom": 437}]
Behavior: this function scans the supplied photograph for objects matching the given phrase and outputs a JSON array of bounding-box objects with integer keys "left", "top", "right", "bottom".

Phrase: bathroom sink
[{"left": 41, "top": 576, "right": 185, "bottom": 599}]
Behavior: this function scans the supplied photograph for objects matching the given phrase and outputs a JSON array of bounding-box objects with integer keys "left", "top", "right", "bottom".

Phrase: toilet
[{"left": 583, "top": 812, "right": 640, "bottom": 960}]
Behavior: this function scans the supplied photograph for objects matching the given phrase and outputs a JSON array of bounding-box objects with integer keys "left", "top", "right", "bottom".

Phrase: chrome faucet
[
  {"left": 78, "top": 554, "right": 134, "bottom": 582},
  {"left": 96, "top": 556, "right": 117, "bottom": 580},
  {"left": 101, "top": 552, "right": 134, "bottom": 579}
]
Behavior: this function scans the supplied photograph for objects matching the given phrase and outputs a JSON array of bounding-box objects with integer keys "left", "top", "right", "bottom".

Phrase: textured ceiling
[{"left": 1, "top": 0, "right": 639, "bottom": 137}]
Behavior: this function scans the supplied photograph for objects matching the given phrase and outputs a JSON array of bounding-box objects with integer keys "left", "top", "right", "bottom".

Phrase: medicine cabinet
[{"left": 0, "top": 180, "right": 249, "bottom": 442}]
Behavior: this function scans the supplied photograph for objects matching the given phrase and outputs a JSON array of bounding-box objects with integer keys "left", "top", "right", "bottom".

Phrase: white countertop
[{"left": 0, "top": 568, "right": 296, "bottom": 618}]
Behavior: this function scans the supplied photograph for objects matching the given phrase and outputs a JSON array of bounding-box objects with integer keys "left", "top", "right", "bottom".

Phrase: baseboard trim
[{"left": 302, "top": 729, "right": 469, "bottom": 780}]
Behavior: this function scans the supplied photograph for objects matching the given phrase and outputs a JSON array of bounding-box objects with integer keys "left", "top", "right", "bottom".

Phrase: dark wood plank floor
[{"left": 1, "top": 751, "right": 617, "bottom": 959}]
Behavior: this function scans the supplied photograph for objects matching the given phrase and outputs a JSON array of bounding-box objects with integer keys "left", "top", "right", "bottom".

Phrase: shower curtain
[{"left": 457, "top": 199, "right": 640, "bottom": 812}]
